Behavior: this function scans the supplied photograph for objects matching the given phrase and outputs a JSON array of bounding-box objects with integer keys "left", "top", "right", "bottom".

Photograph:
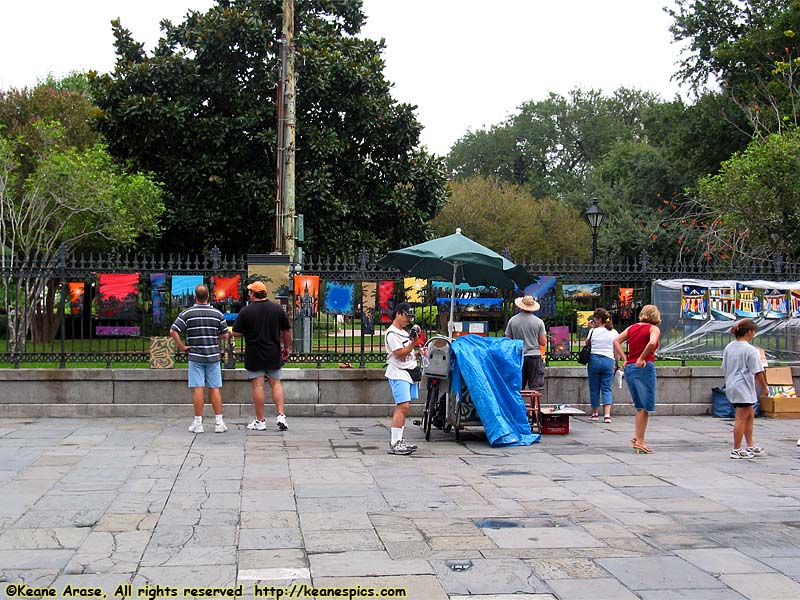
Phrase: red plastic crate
[{"left": 540, "top": 414, "right": 569, "bottom": 435}]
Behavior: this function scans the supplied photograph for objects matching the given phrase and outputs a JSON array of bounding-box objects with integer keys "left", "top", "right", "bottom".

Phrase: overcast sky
[{"left": 1, "top": 0, "right": 685, "bottom": 156}]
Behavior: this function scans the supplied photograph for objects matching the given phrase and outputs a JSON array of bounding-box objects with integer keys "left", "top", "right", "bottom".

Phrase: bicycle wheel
[{"left": 424, "top": 380, "right": 438, "bottom": 440}]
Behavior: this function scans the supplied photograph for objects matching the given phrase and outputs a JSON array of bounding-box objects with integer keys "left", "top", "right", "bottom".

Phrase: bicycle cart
[{"left": 420, "top": 335, "right": 453, "bottom": 440}]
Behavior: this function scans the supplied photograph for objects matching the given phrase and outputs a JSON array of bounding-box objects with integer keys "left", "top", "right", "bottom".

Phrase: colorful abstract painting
[
  {"left": 294, "top": 275, "right": 320, "bottom": 317},
  {"left": 171, "top": 275, "right": 203, "bottom": 308},
  {"left": 576, "top": 310, "right": 594, "bottom": 335},
  {"left": 149, "top": 336, "right": 175, "bottom": 369},
  {"left": 323, "top": 281, "right": 355, "bottom": 315},
  {"left": 403, "top": 277, "right": 427, "bottom": 303},
  {"left": 763, "top": 289, "right": 789, "bottom": 319},
  {"left": 681, "top": 285, "right": 708, "bottom": 320},
  {"left": 213, "top": 275, "right": 241, "bottom": 302},
  {"left": 735, "top": 284, "right": 760, "bottom": 318},
  {"left": 150, "top": 273, "right": 166, "bottom": 324},
  {"left": 67, "top": 282, "right": 84, "bottom": 316},
  {"left": 378, "top": 280, "right": 395, "bottom": 324},
  {"left": 97, "top": 273, "right": 139, "bottom": 320},
  {"left": 791, "top": 291, "right": 800, "bottom": 317},
  {"left": 709, "top": 286, "right": 735, "bottom": 321}
]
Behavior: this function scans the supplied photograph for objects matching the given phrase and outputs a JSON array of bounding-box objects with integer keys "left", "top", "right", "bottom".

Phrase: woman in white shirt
[{"left": 585, "top": 308, "right": 622, "bottom": 423}]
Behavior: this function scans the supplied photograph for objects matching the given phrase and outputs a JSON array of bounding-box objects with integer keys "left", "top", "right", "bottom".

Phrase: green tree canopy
[
  {"left": 90, "top": 0, "right": 448, "bottom": 256},
  {"left": 696, "top": 129, "right": 800, "bottom": 260},
  {"left": 430, "top": 177, "right": 589, "bottom": 262}
]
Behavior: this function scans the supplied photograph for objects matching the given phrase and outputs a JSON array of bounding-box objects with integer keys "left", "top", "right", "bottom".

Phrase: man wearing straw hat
[{"left": 505, "top": 296, "right": 547, "bottom": 391}]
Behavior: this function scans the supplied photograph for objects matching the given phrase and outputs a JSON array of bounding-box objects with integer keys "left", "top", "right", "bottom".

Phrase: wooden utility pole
[{"left": 274, "top": 0, "right": 296, "bottom": 257}]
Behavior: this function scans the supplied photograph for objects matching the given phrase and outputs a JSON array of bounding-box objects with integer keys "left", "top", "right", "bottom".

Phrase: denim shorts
[
  {"left": 624, "top": 361, "right": 656, "bottom": 412},
  {"left": 247, "top": 369, "right": 282, "bottom": 381},
  {"left": 388, "top": 379, "right": 419, "bottom": 405},
  {"left": 188, "top": 361, "right": 222, "bottom": 389}
]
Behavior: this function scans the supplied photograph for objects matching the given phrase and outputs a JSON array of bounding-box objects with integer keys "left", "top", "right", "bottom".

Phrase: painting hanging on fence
[
  {"left": 97, "top": 273, "right": 139, "bottom": 320},
  {"left": 212, "top": 275, "right": 242, "bottom": 321},
  {"left": 322, "top": 281, "right": 355, "bottom": 315},
  {"left": 403, "top": 277, "right": 427, "bottom": 303},
  {"left": 562, "top": 283, "right": 601, "bottom": 299},
  {"left": 709, "top": 286, "right": 735, "bottom": 320},
  {"left": 361, "top": 282, "right": 377, "bottom": 334},
  {"left": 149, "top": 336, "right": 175, "bottom": 368},
  {"left": 549, "top": 325, "right": 571, "bottom": 359},
  {"left": 68, "top": 282, "right": 84, "bottom": 316},
  {"left": 150, "top": 273, "right": 166, "bottom": 324},
  {"left": 248, "top": 264, "right": 289, "bottom": 300},
  {"left": 763, "top": 289, "right": 789, "bottom": 319},
  {"left": 576, "top": 310, "right": 594, "bottom": 336},
  {"left": 681, "top": 285, "right": 708, "bottom": 320},
  {"left": 96, "top": 325, "right": 141, "bottom": 336},
  {"left": 294, "top": 275, "right": 319, "bottom": 317},
  {"left": 378, "top": 280, "right": 395, "bottom": 324},
  {"left": 524, "top": 276, "right": 557, "bottom": 318},
  {"left": 171, "top": 275, "right": 203, "bottom": 308},
  {"left": 618, "top": 287, "right": 635, "bottom": 320},
  {"left": 735, "top": 284, "right": 761, "bottom": 318}
]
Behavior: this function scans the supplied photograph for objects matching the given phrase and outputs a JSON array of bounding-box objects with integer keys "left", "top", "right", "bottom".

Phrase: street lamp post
[{"left": 584, "top": 198, "right": 605, "bottom": 263}]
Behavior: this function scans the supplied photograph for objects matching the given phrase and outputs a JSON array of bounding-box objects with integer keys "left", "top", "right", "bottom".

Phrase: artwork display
[
  {"left": 735, "top": 284, "right": 760, "bottom": 318},
  {"left": 549, "top": 325, "right": 571, "bottom": 359},
  {"left": 171, "top": 275, "right": 203, "bottom": 308},
  {"left": 524, "top": 276, "right": 557, "bottom": 318},
  {"left": 792, "top": 291, "right": 800, "bottom": 317},
  {"left": 378, "top": 280, "right": 395, "bottom": 324},
  {"left": 149, "top": 336, "right": 175, "bottom": 369},
  {"left": 67, "top": 282, "right": 84, "bottom": 316},
  {"left": 213, "top": 275, "right": 242, "bottom": 321},
  {"left": 562, "top": 283, "right": 601, "bottom": 299},
  {"left": 763, "top": 289, "right": 789, "bottom": 319},
  {"left": 96, "top": 325, "right": 140, "bottom": 336},
  {"left": 97, "top": 273, "right": 140, "bottom": 320},
  {"left": 323, "top": 281, "right": 355, "bottom": 315},
  {"left": 404, "top": 277, "right": 427, "bottom": 303},
  {"left": 248, "top": 264, "right": 289, "bottom": 300},
  {"left": 681, "top": 285, "right": 708, "bottom": 320},
  {"left": 576, "top": 310, "right": 594, "bottom": 335},
  {"left": 709, "top": 286, "right": 735, "bottom": 321},
  {"left": 150, "top": 273, "right": 166, "bottom": 324},
  {"left": 294, "top": 275, "right": 320, "bottom": 317},
  {"left": 361, "top": 282, "right": 377, "bottom": 335}
]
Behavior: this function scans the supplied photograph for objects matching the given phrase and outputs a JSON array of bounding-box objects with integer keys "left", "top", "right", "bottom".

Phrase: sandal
[{"left": 633, "top": 441, "right": 654, "bottom": 454}]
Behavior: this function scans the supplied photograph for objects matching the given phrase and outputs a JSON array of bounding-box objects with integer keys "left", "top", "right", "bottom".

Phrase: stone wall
[{"left": 0, "top": 366, "right": 750, "bottom": 418}]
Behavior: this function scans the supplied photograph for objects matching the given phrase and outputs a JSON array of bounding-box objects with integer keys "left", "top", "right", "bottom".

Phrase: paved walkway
[{"left": 2, "top": 415, "right": 800, "bottom": 599}]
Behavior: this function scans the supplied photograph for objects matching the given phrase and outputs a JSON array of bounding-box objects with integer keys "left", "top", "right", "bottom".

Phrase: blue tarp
[{"left": 450, "top": 336, "right": 540, "bottom": 446}]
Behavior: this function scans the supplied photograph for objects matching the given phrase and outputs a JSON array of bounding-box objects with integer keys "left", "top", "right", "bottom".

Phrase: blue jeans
[
  {"left": 625, "top": 362, "right": 657, "bottom": 412},
  {"left": 188, "top": 361, "right": 222, "bottom": 388},
  {"left": 588, "top": 354, "right": 615, "bottom": 409}
]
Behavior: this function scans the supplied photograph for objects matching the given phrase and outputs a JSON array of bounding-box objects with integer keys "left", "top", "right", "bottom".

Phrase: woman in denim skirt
[{"left": 613, "top": 305, "right": 661, "bottom": 454}]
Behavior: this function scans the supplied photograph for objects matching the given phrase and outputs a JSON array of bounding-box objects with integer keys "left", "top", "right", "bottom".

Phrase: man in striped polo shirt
[{"left": 170, "top": 284, "right": 230, "bottom": 434}]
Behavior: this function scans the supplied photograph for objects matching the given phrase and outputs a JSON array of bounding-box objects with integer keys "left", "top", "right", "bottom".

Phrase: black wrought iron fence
[{"left": 1, "top": 247, "right": 798, "bottom": 367}]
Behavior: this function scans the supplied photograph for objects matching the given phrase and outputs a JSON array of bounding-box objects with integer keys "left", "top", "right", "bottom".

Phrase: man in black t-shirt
[{"left": 232, "top": 281, "right": 292, "bottom": 431}]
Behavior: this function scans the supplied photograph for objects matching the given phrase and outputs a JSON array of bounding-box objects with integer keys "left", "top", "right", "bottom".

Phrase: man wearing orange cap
[{"left": 232, "top": 281, "right": 292, "bottom": 431}]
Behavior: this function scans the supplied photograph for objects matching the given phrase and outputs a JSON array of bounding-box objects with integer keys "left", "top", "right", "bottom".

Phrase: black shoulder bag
[{"left": 577, "top": 329, "right": 593, "bottom": 365}]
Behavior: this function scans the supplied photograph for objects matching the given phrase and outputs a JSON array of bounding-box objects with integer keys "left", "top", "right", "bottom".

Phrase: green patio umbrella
[{"left": 377, "top": 229, "right": 536, "bottom": 336}]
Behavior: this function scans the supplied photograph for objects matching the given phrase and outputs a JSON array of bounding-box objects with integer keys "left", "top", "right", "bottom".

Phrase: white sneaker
[
  {"left": 746, "top": 446, "right": 766, "bottom": 457},
  {"left": 247, "top": 419, "right": 267, "bottom": 431},
  {"left": 276, "top": 414, "right": 288, "bottom": 431},
  {"left": 387, "top": 440, "right": 415, "bottom": 455},
  {"left": 214, "top": 422, "right": 228, "bottom": 433},
  {"left": 188, "top": 421, "right": 204, "bottom": 434},
  {"left": 730, "top": 448, "right": 754, "bottom": 459}
]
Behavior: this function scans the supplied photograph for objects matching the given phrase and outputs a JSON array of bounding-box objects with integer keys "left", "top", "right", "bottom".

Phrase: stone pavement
[{"left": 2, "top": 415, "right": 800, "bottom": 600}]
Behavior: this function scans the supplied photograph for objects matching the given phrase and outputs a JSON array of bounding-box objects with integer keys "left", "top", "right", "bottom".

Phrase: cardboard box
[{"left": 760, "top": 367, "right": 800, "bottom": 418}]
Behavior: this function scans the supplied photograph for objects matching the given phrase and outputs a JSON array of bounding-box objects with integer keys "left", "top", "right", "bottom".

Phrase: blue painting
[
  {"left": 323, "top": 281, "right": 355, "bottom": 315},
  {"left": 171, "top": 275, "right": 203, "bottom": 307},
  {"left": 151, "top": 273, "right": 166, "bottom": 324}
]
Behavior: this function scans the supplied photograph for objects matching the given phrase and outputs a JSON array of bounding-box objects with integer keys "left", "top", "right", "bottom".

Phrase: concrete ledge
[{"left": 0, "top": 365, "right": 766, "bottom": 417}]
